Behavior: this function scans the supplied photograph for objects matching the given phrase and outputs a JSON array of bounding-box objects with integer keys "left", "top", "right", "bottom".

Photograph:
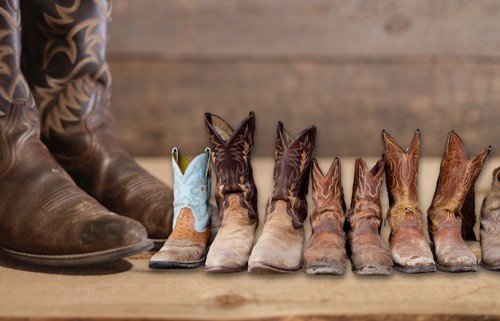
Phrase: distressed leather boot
[
  {"left": 20, "top": 0, "right": 173, "bottom": 247},
  {"left": 428, "top": 131, "right": 490, "bottom": 272},
  {"left": 481, "top": 167, "right": 500, "bottom": 271},
  {"left": 347, "top": 158, "right": 393, "bottom": 275},
  {"left": 150, "top": 148, "right": 211, "bottom": 269},
  {"left": 383, "top": 130, "right": 436, "bottom": 273},
  {"left": 248, "top": 122, "right": 316, "bottom": 274},
  {"left": 0, "top": 0, "right": 151, "bottom": 266},
  {"left": 303, "top": 158, "right": 347, "bottom": 275},
  {"left": 204, "top": 112, "right": 258, "bottom": 273}
]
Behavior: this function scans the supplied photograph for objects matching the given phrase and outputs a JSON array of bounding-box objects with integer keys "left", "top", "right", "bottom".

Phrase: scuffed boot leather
[
  {"left": 248, "top": 122, "right": 316, "bottom": 274},
  {"left": 20, "top": 0, "right": 173, "bottom": 247},
  {"left": 383, "top": 129, "right": 436, "bottom": 273},
  {"left": 481, "top": 167, "right": 500, "bottom": 270},
  {"left": 428, "top": 131, "right": 490, "bottom": 272},
  {"left": 204, "top": 112, "right": 258, "bottom": 273},
  {"left": 150, "top": 148, "right": 211, "bottom": 269},
  {"left": 0, "top": 0, "right": 151, "bottom": 266},
  {"left": 303, "top": 158, "right": 347, "bottom": 275},
  {"left": 347, "top": 158, "right": 393, "bottom": 275}
]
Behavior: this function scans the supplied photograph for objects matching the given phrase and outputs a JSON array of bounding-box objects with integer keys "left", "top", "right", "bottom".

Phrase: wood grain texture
[
  {"left": 1, "top": 157, "right": 500, "bottom": 321},
  {"left": 108, "top": 61, "right": 500, "bottom": 157},
  {"left": 108, "top": 0, "right": 500, "bottom": 58}
]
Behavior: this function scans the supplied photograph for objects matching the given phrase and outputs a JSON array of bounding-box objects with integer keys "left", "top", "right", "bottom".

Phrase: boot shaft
[
  {"left": 20, "top": 0, "right": 111, "bottom": 139},
  {"left": 268, "top": 122, "right": 316, "bottom": 228},
  {"left": 172, "top": 147, "right": 211, "bottom": 233},
  {"left": 429, "top": 131, "right": 490, "bottom": 214},
  {"left": 348, "top": 158, "right": 385, "bottom": 227},
  {"left": 204, "top": 112, "right": 258, "bottom": 220},
  {"left": 310, "top": 158, "right": 346, "bottom": 232},
  {"left": 382, "top": 129, "right": 420, "bottom": 208}
]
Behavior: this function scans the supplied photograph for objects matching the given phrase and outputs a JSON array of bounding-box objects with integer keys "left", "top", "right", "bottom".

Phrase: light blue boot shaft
[{"left": 172, "top": 147, "right": 211, "bottom": 233}]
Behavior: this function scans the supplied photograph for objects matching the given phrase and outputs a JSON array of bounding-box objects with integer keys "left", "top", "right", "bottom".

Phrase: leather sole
[
  {"left": 149, "top": 256, "right": 205, "bottom": 269},
  {"left": 204, "top": 265, "right": 247, "bottom": 273},
  {"left": 304, "top": 264, "right": 346, "bottom": 275},
  {"left": 1, "top": 241, "right": 153, "bottom": 266},
  {"left": 247, "top": 262, "right": 301, "bottom": 274},
  {"left": 394, "top": 263, "right": 437, "bottom": 274},
  {"left": 352, "top": 265, "right": 393, "bottom": 276},
  {"left": 480, "top": 261, "right": 500, "bottom": 271},
  {"left": 436, "top": 263, "right": 478, "bottom": 273}
]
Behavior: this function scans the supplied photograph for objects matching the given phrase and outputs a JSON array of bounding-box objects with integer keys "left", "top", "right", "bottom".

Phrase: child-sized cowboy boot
[
  {"left": 204, "top": 112, "right": 258, "bottom": 273},
  {"left": 347, "top": 158, "right": 393, "bottom": 275},
  {"left": 481, "top": 167, "right": 500, "bottom": 271},
  {"left": 248, "top": 122, "right": 316, "bottom": 274},
  {"left": 303, "top": 158, "right": 347, "bottom": 275},
  {"left": 149, "top": 147, "right": 211, "bottom": 269},
  {"left": 383, "top": 129, "right": 436, "bottom": 273},
  {"left": 428, "top": 131, "right": 490, "bottom": 272}
]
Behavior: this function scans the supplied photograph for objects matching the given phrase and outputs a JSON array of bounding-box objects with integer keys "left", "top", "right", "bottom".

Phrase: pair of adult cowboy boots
[
  {"left": 203, "top": 112, "right": 317, "bottom": 273},
  {"left": 0, "top": 0, "right": 172, "bottom": 265},
  {"left": 384, "top": 130, "right": 490, "bottom": 273},
  {"left": 150, "top": 148, "right": 212, "bottom": 269},
  {"left": 303, "top": 158, "right": 393, "bottom": 275}
]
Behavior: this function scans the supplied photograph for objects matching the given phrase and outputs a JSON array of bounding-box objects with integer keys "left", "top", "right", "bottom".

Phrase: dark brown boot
[
  {"left": 481, "top": 167, "right": 500, "bottom": 271},
  {"left": 383, "top": 130, "right": 436, "bottom": 273},
  {"left": 0, "top": 0, "right": 151, "bottom": 266},
  {"left": 204, "top": 112, "right": 258, "bottom": 273},
  {"left": 248, "top": 122, "right": 316, "bottom": 274},
  {"left": 20, "top": 0, "right": 173, "bottom": 247},
  {"left": 303, "top": 158, "right": 347, "bottom": 275},
  {"left": 347, "top": 158, "right": 393, "bottom": 275},
  {"left": 428, "top": 131, "right": 490, "bottom": 272}
]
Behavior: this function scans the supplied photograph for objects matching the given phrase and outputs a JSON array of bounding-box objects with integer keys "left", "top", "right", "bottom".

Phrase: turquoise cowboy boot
[{"left": 149, "top": 147, "right": 211, "bottom": 269}]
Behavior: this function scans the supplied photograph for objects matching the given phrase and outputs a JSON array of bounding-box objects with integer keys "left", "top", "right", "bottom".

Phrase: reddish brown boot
[
  {"left": 0, "top": 0, "right": 151, "bottom": 266},
  {"left": 20, "top": 0, "right": 173, "bottom": 247},
  {"left": 383, "top": 130, "right": 436, "bottom": 273},
  {"left": 347, "top": 158, "right": 393, "bottom": 275},
  {"left": 303, "top": 158, "right": 347, "bottom": 275},
  {"left": 428, "top": 131, "right": 490, "bottom": 272}
]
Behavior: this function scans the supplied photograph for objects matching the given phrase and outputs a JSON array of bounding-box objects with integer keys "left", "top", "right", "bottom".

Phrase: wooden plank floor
[{"left": 2, "top": 157, "right": 500, "bottom": 321}]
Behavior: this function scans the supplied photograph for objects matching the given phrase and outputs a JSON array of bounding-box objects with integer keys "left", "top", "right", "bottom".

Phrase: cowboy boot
[
  {"left": 347, "top": 158, "right": 393, "bottom": 275},
  {"left": 20, "top": 0, "right": 173, "bottom": 248},
  {"left": 383, "top": 129, "right": 436, "bottom": 273},
  {"left": 303, "top": 158, "right": 347, "bottom": 275},
  {"left": 248, "top": 122, "right": 316, "bottom": 274},
  {"left": 150, "top": 147, "right": 211, "bottom": 269},
  {"left": 481, "top": 167, "right": 500, "bottom": 271},
  {"left": 204, "top": 112, "right": 258, "bottom": 273},
  {"left": 0, "top": 0, "right": 151, "bottom": 266},
  {"left": 428, "top": 131, "right": 490, "bottom": 272}
]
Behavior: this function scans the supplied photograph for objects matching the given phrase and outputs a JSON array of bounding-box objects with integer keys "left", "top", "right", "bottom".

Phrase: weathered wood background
[{"left": 108, "top": 0, "right": 500, "bottom": 157}]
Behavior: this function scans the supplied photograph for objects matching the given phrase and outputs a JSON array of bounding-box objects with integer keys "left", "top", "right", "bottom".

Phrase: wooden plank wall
[{"left": 107, "top": 0, "right": 500, "bottom": 157}]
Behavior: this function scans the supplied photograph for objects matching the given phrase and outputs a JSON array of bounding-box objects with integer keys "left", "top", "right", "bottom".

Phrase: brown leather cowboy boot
[
  {"left": 481, "top": 167, "right": 500, "bottom": 271},
  {"left": 428, "top": 131, "right": 490, "bottom": 272},
  {"left": 248, "top": 122, "right": 316, "bottom": 274},
  {"left": 204, "top": 112, "right": 258, "bottom": 273},
  {"left": 347, "top": 158, "right": 393, "bottom": 275},
  {"left": 0, "top": 0, "right": 151, "bottom": 266},
  {"left": 303, "top": 158, "right": 347, "bottom": 275},
  {"left": 383, "top": 129, "right": 436, "bottom": 273},
  {"left": 20, "top": 0, "right": 173, "bottom": 247}
]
